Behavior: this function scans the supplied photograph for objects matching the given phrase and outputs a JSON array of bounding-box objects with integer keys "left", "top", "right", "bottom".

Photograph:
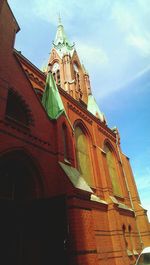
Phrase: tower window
[
  {"left": 6, "top": 89, "right": 33, "bottom": 127},
  {"left": 75, "top": 72, "right": 80, "bottom": 90},
  {"left": 57, "top": 70, "right": 61, "bottom": 85},
  {"left": 73, "top": 63, "right": 80, "bottom": 91},
  {"left": 52, "top": 62, "right": 60, "bottom": 86},
  {"left": 53, "top": 72, "right": 56, "bottom": 81},
  {"left": 73, "top": 63, "right": 81, "bottom": 99},
  {"left": 73, "top": 63, "right": 78, "bottom": 73}
]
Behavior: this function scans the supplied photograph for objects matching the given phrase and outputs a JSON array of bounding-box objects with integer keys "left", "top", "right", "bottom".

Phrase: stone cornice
[
  {"left": 14, "top": 49, "right": 46, "bottom": 80},
  {"left": 68, "top": 102, "right": 92, "bottom": 125},
  {"left": 97, "top": 125, "right": 116, "bottom": 143}
]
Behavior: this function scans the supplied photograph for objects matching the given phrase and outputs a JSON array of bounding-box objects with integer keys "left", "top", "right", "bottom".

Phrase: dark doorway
[{"left": 0, "top": 151, "right": 68, "bottom": 265}]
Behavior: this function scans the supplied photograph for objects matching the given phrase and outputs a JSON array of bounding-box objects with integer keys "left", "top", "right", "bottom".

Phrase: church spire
[
  {"left": 53, "top": 16, "right": 75, "bottom": 58},
  {"left": 58, "top": 13, "right": 62, "bottom": 26},
  {"left": 47, "top": 18, "right": 107, "bottom": 123}
]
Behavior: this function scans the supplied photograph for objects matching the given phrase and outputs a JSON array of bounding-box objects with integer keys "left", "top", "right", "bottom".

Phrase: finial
[{"left": 58, "top": 13, "right": 62, "bottom": 26}]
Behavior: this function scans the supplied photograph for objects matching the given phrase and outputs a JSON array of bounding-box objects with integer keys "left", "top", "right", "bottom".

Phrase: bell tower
[
  {"left": 46, "top": 16, "right": 106, "bottom": 123},
  {"left": 47, "top": 17, "right": 92, "bottom": 104}
]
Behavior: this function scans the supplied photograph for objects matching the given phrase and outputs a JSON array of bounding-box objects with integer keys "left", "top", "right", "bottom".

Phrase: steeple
[
  {"left": 53, "top": 16, "right": 75, "bottom": 58},
  {"left": 47, "top": 17, "right": 106, "bottom": 123}
]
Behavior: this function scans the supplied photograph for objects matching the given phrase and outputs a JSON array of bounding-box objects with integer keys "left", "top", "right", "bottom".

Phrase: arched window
[
  {"left": 52, "top": 62, "right": 60, "bottom": 86},
  {"left": 75, "top": 126, "right": 92, "bottom": 186},
  {"left": 73, "top": 63, "right": 80, "bottom": 92},
  {"left": 6, "top": 89, "right": 33, "bottom": 127},
  {"left": 122, "top": 225, "right": 128, "bottom": 249},
  {"left": 56, "top": 69, "right": 61, "bottom": 85},
  {"left": 128, "top": 225, "right": 134, "bottom": 251},
  {"left": 62, "top": 124, "right": 69, "bottom": 161},
  {"left": 53, "top": 72, "right": 56, "bottom": 81},
  {"left": 104, "top": 144, "right": 122, "bottom": 196}
]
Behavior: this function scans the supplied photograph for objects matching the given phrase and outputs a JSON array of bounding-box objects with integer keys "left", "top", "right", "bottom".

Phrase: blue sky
[{"left": 8, "top": 0, "right": 150, "bottom": 220}]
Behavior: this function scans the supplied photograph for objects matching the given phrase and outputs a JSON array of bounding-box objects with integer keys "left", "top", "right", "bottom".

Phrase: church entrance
[{"left": 0, "top": 151, "right": 68, "bottom": 265}]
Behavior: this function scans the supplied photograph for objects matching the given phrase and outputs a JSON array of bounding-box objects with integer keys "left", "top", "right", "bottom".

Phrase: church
[{"left": 0, "top": 1, "right": 150, "bottom": 265}]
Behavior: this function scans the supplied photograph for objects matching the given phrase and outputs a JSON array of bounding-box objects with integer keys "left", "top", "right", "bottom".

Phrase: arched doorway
[
  {"left": 0, "top": 150, "right": 43, "bottom": 200},
  {"left": 0, "top": 150, "right": 68, "bottom": 265},
  {"left": 0, "top": 150, "right": 43, "bottom": 265}
]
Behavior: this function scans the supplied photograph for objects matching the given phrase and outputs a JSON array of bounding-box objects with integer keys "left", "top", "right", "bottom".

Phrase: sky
[{"left": 8, "top": 0, "right": 150, "bottom": 220}]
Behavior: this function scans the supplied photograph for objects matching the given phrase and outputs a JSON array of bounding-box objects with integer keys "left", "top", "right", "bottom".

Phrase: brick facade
[{"left": 0, "top": 1, "right": 150, "bottom": 264}]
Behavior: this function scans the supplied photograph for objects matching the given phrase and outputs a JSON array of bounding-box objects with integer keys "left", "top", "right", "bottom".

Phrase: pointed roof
[
  {"left": 87, "top": 94, "right": 106, "bottom": 123},
  {"left": 41, "top": 60, "right": 48, "bottom": 73},
  {"left": 53, "top": 16, "right": 75, "bottom": 58}
]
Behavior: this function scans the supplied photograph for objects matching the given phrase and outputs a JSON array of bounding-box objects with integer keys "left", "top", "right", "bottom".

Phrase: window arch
[
  {"left": 56, "top": 69, "right": 61, "bottom": 85},
  {"left": 6, "top": 89, "right": 33, "bottom": 127},
  {"left": 104, "top": 144, "right": 122, "bottom": 196},
  {"left": 73, "top": 63, "right": 80, "bottom": 92},
  {"left": 53, "top": 72, "right": 56, "bottom": 81},
  {"left": 75, "top": 125, "right": 93, "bottom": 186},
  {"left": 122, "top": 225, "right": 128, "bottom": 249},
  {"left": 128, "top": 225, "right": 134, "bottom": 251},
  {"left": 52, "top": 62, "right": 60, "bottom": 86}
]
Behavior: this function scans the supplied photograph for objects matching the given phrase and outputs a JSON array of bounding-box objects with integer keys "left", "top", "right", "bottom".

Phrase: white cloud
[
  {"left": 127, "top": 33, "right": 150, "bottom": 57},
  {"left": 115, "top": 65, "right": 150, "bottom": 90},
  {"left": 33, "top": 0, "right": 112, "bottom": 25},
  {"left": 33, "top": 0, "right": 74, "bottom": 27},
  {"left": 138, "top": 0, "right": 150, "bottom": 13},
  {"left": 75, "top": 40, "right": 108, "bottom": 69},
  {"left": 135, "top": 167, "right": 150, "bottom": 190},
  {"left": 111, "top": 2, "right": 138, "bottom": 33},
  {"left": 130, "top": 65, "right": 150, "bottom": 81},
  {"left": 111, "top": 0, "right": 150, "bottom": 57},
  {"left": 134, "top": 166, "right": 150, "bottom": 222}
]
